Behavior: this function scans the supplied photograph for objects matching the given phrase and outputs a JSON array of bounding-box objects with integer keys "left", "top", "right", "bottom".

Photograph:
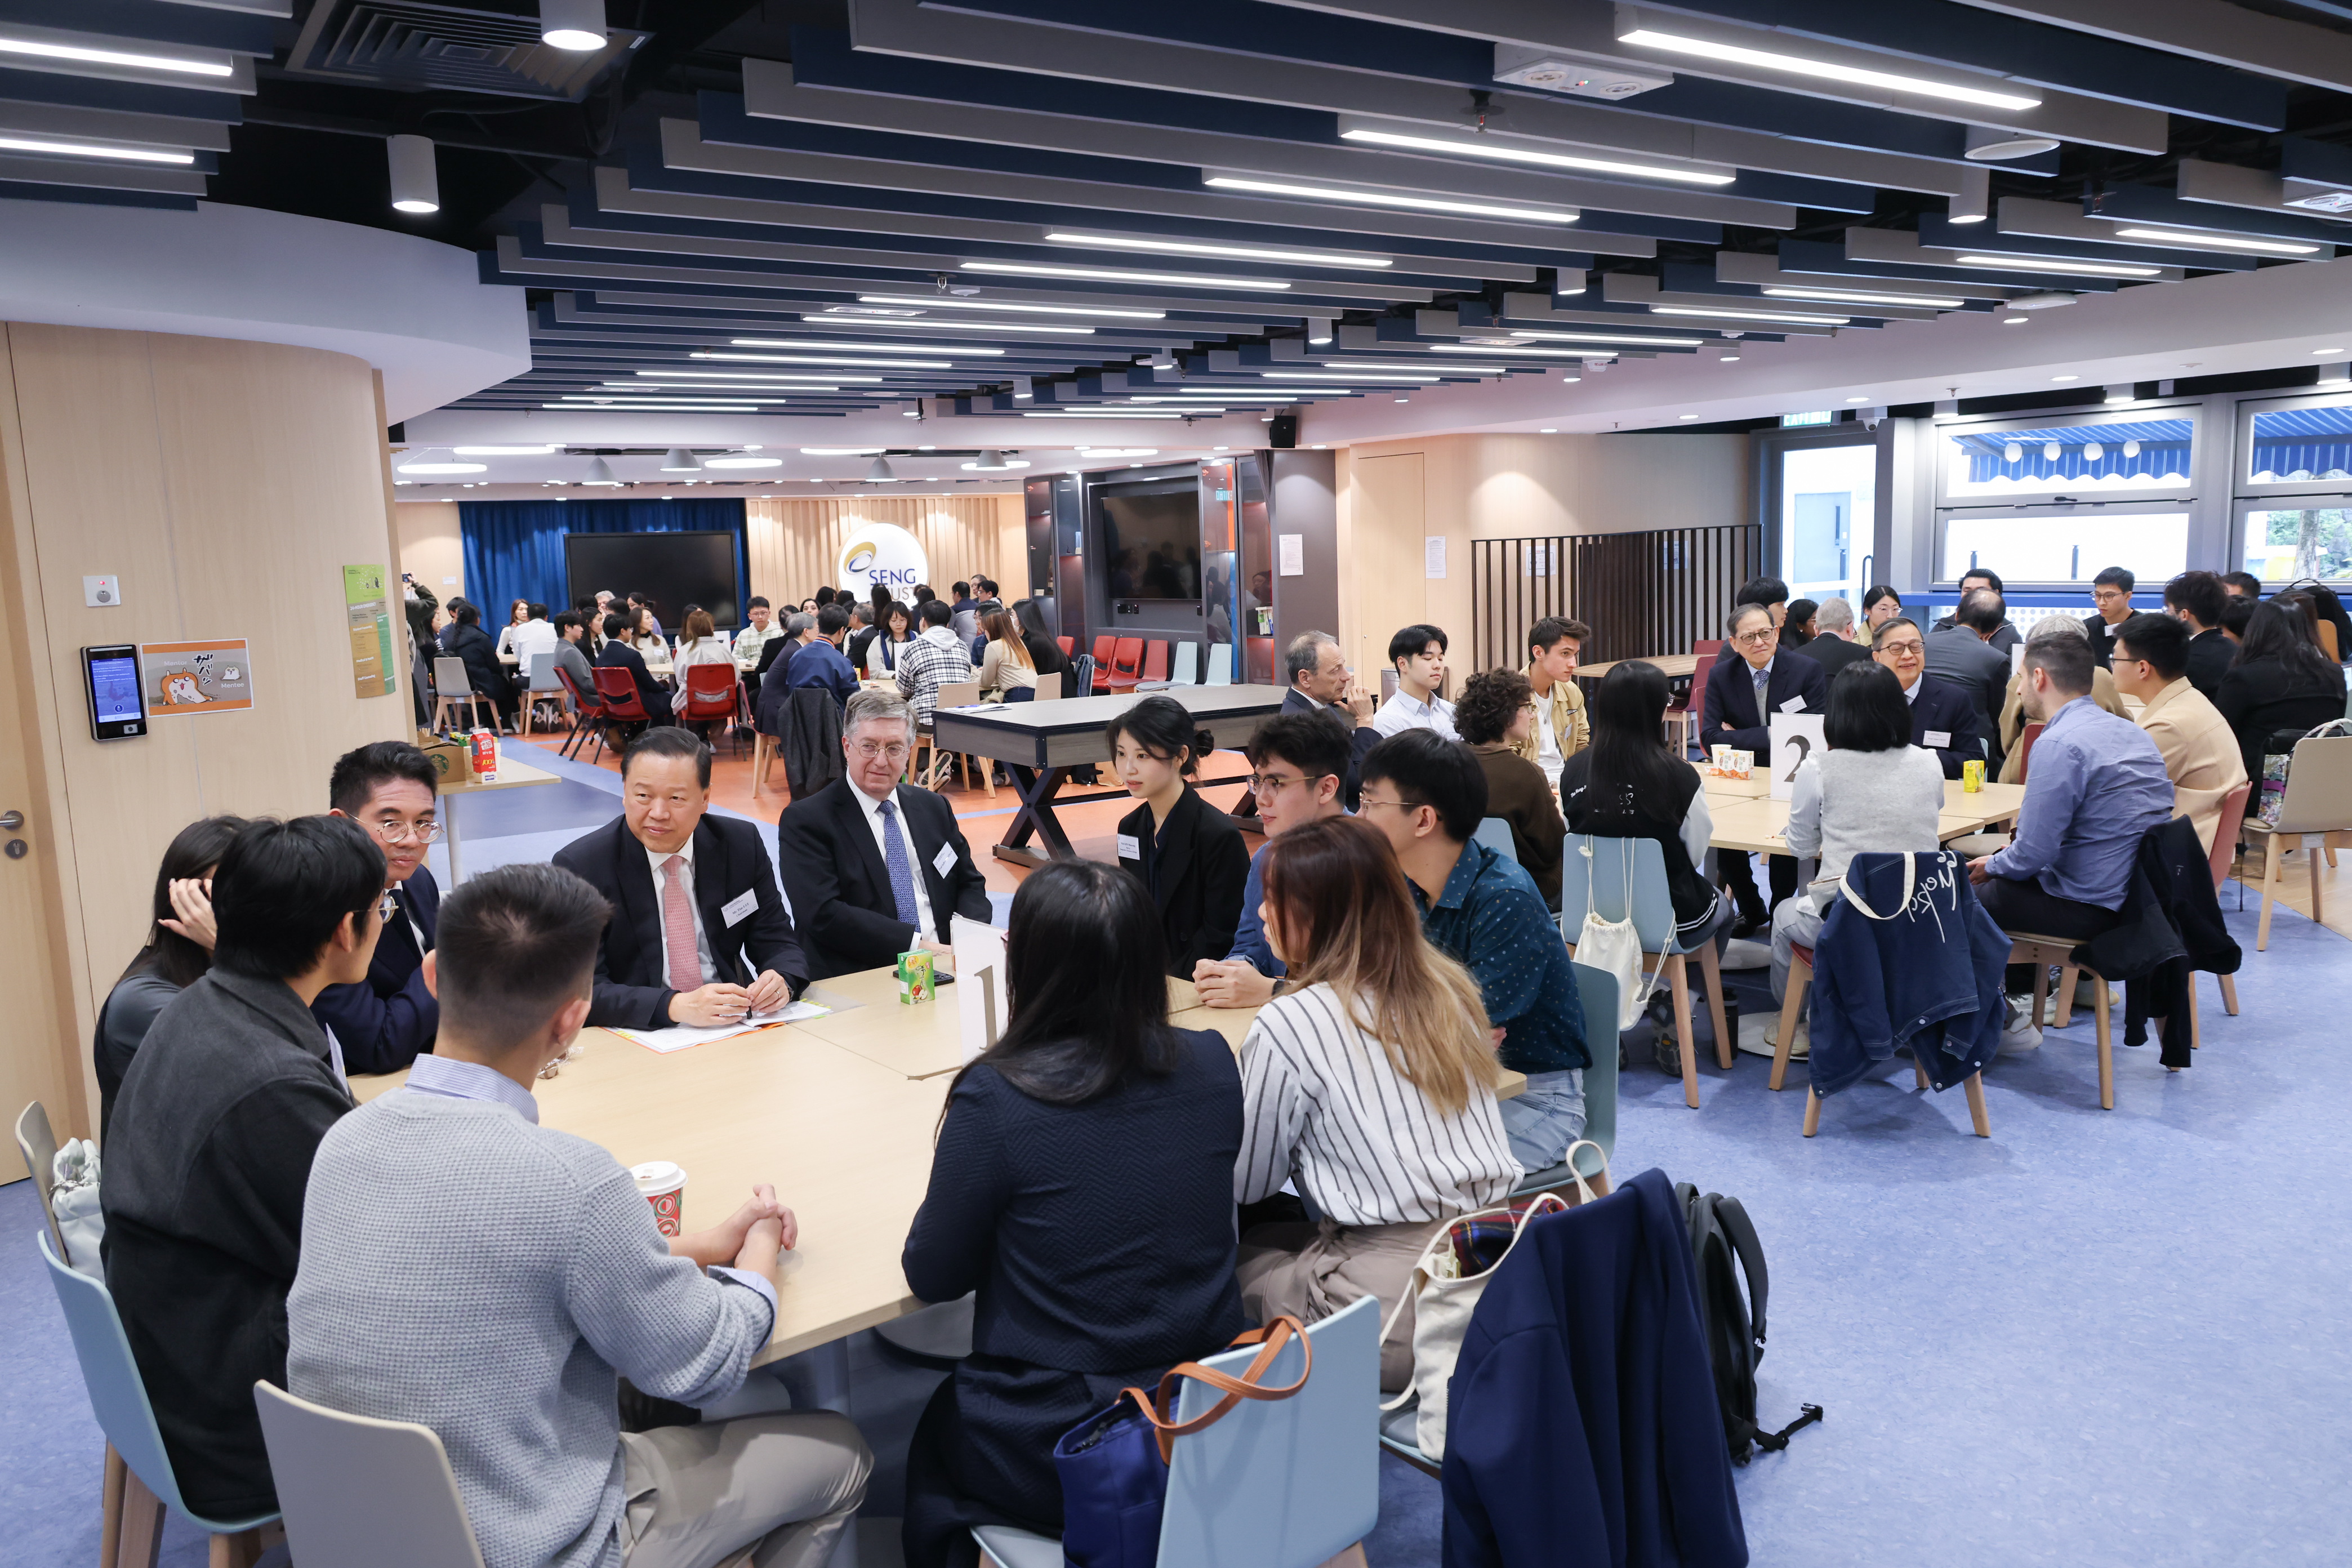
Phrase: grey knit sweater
[
  {"left": 1786, "top": 746, "right": 1946, "bottom": 907},
  {"left": 289, "top": 1093, "right": 772, "bottom": 1568}
]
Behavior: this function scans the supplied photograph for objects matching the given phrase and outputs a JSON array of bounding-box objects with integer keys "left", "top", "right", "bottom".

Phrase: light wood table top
[
  {"left": 1579, "top": 653, "right": 1699, "bottom": 681},
  {"left": 1704, "top": 779, "right": 2028, "bottom": 857},
  {"left": 351, "top": 1010, "right": 946, "bottom": 1365},
  {"left": 435, "top": 751, "right": 559, "bottom": 796}
]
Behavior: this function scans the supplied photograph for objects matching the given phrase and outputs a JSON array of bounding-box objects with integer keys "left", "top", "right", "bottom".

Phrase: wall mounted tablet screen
[
  {"left": 83, "top": 644, "right": 146, "bottom": 740},
  {"left": 1098, "top": 481, "right": 1203, "bottom": 602},
  {"left": 564, "top": 531, "right": 742, "bottom": 630}
]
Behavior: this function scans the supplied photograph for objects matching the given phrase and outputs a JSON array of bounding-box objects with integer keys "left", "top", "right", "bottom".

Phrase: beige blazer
[
  {"left": 1509, "top": 664, "right": 1589, "bottom": 770},
  {"left": 2137, "top": 677, "right": 2248, "bottom": 855},
  {"left": 1996, "top": 666, "right": 2128, "bottom": 784}
]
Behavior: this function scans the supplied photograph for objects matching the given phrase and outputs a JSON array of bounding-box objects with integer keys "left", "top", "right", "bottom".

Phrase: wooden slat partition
[
  {"left": 745, "top": 496, "right": 1018, "bottom": 608},
  {"left": 1470, "top": 524, "right": 1763, "bottom": 670}
]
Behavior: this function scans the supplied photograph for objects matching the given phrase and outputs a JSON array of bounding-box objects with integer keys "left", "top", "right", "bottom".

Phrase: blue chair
[
  {"left": 974, "top": 1295, "right": 1380, "bottom": 1568},
  {"left": 37, "top": 1230, "right": 280, "bottom": 1566},
  {"left": 1560, "top": 834, "right": 1730, "bottom": 1111},
  {"left": 1511, "top": 961, "right": 1619, "bottom": 1198},
  {"left": 1473, "top": 817, "right": 1518, "bottom": 863}
]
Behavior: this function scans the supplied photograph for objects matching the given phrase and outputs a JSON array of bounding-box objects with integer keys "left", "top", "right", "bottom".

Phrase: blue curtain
[{"left": 457, "top": 498, "right": 747, "bottom": 623}]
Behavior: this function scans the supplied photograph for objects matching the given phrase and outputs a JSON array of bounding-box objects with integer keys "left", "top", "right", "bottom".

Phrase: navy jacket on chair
[
  {"left": 311, "top": 863, "right": 439, "bottom": 1075},
  {"left": 552, "top": 814, "right": 807, "bottom": 1026},
  {"left": 1442, "top": 1168, "right": 1747, "bottom": 1568},
  {"left": 1906, "top": 676, "right": 1988, "bottom": 779},
  {"left": 1807, "top": 852, "right": 2006, "bottom": 1098},
  {"left": 1699, "top": 653, "right": 1827, "bottom": 761}
]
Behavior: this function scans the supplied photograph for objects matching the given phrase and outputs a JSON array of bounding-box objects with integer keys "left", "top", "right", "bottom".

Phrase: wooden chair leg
[
  {"left": 2311, "top": 836, "right": 2326, "bottom": 925},
  {"left": 1963, "top": 1072, "right": 1990, "bottom": 1137},
  {"left": 2328, "top": 843, "right": 2338, "bottom": 868},
  {"left": 2053, "top": 963, "right": 2078, "bottom": 1029},
  {"left": 2259, "top": 835, "right": 2283, "bottom": 951},
  {"left": 2219, "top": 971, "right": 2240, "bottom": 1015},
  {"left": 2092, "top": 974, "right": 2115, "bottom": 1110},
  {"left": 1666, "top": 954, "right": 1700, "bottom": 1110},
  {"left": 1802, "top": 1086, "right": 1822, "bottom": 1137},
  {"left": 116, "top": 1463, "right": 166, "bottom": 1568},
  {"left": 2188, "top": 979, "right": 2200, "bottom": 1049},
  {"left": 1912, "top": 1053, "right": 1929, "bottom": 1090},
  {"left": 2029, "top": 951, "right": 2051, "bottom": 1024},
  {"left": 209, "top": 1530, "right": 265, "bottom": 1568},
  {"left": 101, "top": 1444, "right": 125, "bottom": 1568},
  {"left": 1696, "top": 940, "right": 1731, "bottom": 1071},
  {"left": 1768, "top": 961, "right": 1807, "bottom": 1092},
  {"left": 1313, "top": 1546, "right": 1370, "bottom": 1568}
]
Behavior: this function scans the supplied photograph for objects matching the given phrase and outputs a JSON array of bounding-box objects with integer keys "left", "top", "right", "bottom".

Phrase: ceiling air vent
[{"left": 286, "top": 0, "right": 647, "bottom": 101}]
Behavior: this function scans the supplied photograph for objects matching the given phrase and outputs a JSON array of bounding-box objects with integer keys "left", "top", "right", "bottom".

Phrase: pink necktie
[{"left": 661, "top": 854, "right": 700, "bottom": 990}]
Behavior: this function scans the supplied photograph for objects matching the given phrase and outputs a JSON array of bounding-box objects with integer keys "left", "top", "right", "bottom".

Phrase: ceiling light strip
[
  {"left": 728, "top": 338, "right": 1005, "bottom": 356},
  {"left": 858, "top": 295, "right": 1166, "bottom": 319},
  {"left": 1615, "top": 27, "right": 2041, "bottom": 112},
  {"left": 1203, "top": 175, "right": 1578, "bottom": 225},
  {"left": 1336, "top": 126, "right": 1735, "bottom": 186},
  {"left": 0, "top": 35, "right": 234, "bottom": 77},
  {"left": 1044, "top": 231, "right": 1393, "bottom": 268},
  {"left": 963, "top": 260, "right": 1291, "bottom": 291}
]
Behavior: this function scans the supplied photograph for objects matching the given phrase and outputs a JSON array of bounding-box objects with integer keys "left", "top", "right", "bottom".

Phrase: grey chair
[
  {"left": 430, "top": 656, "right": 492, "bottom": 733},
  {"left": 254, "top": 1381, "right": 485, "bottom": 1568},
  {"left": 519, "top": 652, "right": 565, "bottom": 736},
  {"left": 15, "top": 1100, "right": 64, "bottom": 1257}
]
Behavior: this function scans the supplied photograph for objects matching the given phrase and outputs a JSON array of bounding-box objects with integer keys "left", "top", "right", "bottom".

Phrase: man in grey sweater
[{"left": 291, "top": 864, "right": 870, "bottom": 1568}]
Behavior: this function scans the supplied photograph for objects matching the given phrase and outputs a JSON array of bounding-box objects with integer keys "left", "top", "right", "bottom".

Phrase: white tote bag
[
  {"left": 1573, "top": 838, "right": 1649, "bottom": 1030},
  {"left": 1379, "top": 1141, "right": 1610, "bottom": 1459},
  {"left": 51, "top": 1138, "right": 104, "bottom": 1279}
]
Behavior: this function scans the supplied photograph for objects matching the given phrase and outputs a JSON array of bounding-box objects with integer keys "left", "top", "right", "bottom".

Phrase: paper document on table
[
  {"left": 616, "top": 999, "right": 831, "bottom": 1054},
  {"left": 952, "top": 915, "right": 1009, "bottom": 1064}
]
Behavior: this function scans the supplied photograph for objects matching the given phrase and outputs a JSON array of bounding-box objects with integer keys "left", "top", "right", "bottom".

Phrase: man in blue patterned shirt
[{"left": 1359, "top": 730, "right": 1588, "bottom": 1174}]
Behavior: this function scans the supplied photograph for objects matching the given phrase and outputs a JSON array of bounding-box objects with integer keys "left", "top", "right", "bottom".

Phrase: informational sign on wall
[
  {"left": 140, "top": 639, "right": 253, "bottom": 716},
  {"left": 343, "top": 563, "right": 397, "bottom": 698},
  {"left": 1278, "top": 533, "right": 1304, "bottom": 576},
  {"left": 1424, "top": 535, "right": 1447, "bottom": 579}
]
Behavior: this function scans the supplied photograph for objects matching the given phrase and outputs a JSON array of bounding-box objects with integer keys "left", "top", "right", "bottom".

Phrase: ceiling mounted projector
[{"left": 1493, "top": 43, "right": 1672, "bottom": 99}]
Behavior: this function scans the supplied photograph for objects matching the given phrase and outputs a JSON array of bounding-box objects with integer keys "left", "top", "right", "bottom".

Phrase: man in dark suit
[
  {"left": 777, "top": 687, "right": 992, "bottom": 978},
  {"left": 1272, "top": 629, "right": 1381, "bottom": 810},
  {"left": 1790, "top": 596, "right": 1873, "bottom": 676},
  {"left": 594, "top": 609, "right": 674, "bottom": 727},
  {"left": 2083, "top": 565, "right": 2136, "bottom": 668},
  {"left": 2164, "top": 569, "right": 2235, "bottom": 699},
  {"left": 553, "top": 728, "right": 805, "bottom": 1027},
  {"left": 1701, "top": 600, "right": 1828, "bottom": 929},
  {"left": 315, "top": 740, "right": 443, "bottom": 1072},
  {"left": 1871, "top": 616, "right": 1985, "bottom": 777},
  {"left": 755, "top": 611, "right": 812, "bottom": 737}
]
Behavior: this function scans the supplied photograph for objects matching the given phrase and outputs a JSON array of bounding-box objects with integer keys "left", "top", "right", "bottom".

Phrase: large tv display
[
  {"left": 1099, "top": 483, "right": 1202, "bottom": 602},
  {"left": 565, "top": 531, "right": 742, "bottom": 630}
]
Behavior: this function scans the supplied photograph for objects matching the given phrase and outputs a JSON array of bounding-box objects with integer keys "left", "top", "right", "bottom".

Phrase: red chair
[
  {"left": 592, "top": 668, "right": 657, "bottom": 762},
  {"left": 1667, "top": 651, "right": 1716, "bottom": 756},
  {"left": 2013, "top": 720, "right": 2046, "bottom": 783},
  {"left": 679, "top": 663, "right": 739, "bottom": 743},
  {"left": 2203, "top": 781, "right": 2255, "bottom": 1022},
  {"left": 1057, "top": 635, "right": 1075, "bottom": 656},
  {"left": 1694, "top": 639, "right": 1725, "bottom": 657},
  {"left": 1103, "top": 636, "right": 1147, "bottom": 693},
  {"left": 1138, "top": 640, "right": 1169, "bottom": 685},
  {"left": 1089, "top": 633, "right": 1117, "bottom": 692}
]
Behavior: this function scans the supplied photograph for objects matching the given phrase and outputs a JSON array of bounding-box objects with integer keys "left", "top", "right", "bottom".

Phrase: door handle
[{"left": 0, "top": 810, "right": 21, "bottom": 831}]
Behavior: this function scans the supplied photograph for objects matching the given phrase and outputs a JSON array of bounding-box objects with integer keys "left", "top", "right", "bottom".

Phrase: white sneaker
[
  {"left": 1764, "top": 1017, "right": 1810, "bottom": 1058},
  {"left": 1719, "top": 937, "right": 1772, "bottom": 970},
  {"left": 1999, "top": 996, "right": 2043, "bottom": 1054}
]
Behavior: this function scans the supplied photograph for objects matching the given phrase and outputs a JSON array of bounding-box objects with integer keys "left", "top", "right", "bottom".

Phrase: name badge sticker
[
  {"left": 1116, "top": 833, "right": 1142, "bottom": 861},
  {"left": 1779, "top": 695, "right": 1807, "bottom": 714},
  {"left": 933, "top": 841, "right": 959, "bottom": 877},
  {"left": 720, "top": 888, "right": 759, "bottom": 927},
  {"left": 1924, "top": 729, "right": 1952, "bottom": 749}
]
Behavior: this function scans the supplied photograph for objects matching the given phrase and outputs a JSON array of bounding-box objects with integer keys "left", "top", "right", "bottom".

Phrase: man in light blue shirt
[
  {"left": 1192, "top": 709, "right": 1352, "bottom": 1008},
  {"left": 1370, "top": 622, "right": 1459, "bottom": 740},
  {"left": 1969, "top": 631, "right": 2173, "bottom": 1008}
]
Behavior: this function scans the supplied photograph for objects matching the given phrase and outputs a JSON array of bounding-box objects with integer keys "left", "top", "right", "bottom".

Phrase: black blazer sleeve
[
  {"left": 709, "top": 818, "right": 807, "bottom": 994},
  {"left": 1183, "top": 800, "right": 1253, "bottom": 976},
  {"left": 1700, "top": 658, "right": 1770, "bottom": 756},
  {"left": 310, "top": 868, "right": 439, "bottom": 1073},
  {"left": 1910, "top": 680, "right": 1983, "bottom": 779},
  {"left": 552, "top": 827, "right": 676, "bottom": 1030}
]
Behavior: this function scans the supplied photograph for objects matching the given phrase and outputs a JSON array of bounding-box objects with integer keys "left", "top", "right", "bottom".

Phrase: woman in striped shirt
[{"left": 1233, "top": 816, "right": 1520, "bottom": 1391}]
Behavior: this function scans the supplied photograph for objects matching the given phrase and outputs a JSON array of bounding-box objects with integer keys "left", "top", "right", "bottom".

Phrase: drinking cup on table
[{"left": 631, "top": 1161, "right": 687, "bottom": 1236}]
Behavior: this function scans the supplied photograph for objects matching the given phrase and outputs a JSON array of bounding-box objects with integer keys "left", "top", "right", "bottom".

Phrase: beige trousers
[
  {"left": 618, "top": 1411, "right": 872, "bottom": 1568},
  {"left": 1235, "top": 1217, "right": 1445, "bottom": 1393}
]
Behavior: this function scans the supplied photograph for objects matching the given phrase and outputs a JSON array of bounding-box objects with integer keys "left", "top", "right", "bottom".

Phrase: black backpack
[{"left": 1674, "top": 1182, "right": 1823, "bottom": 1464}]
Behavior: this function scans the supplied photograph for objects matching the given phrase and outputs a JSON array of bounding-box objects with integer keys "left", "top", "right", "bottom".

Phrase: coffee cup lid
[{"left": 631, "top": 1160, "right": 685, "bottom": 1193}]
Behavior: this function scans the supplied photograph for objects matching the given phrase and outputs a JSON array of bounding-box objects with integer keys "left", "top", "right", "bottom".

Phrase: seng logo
[{"left": 838, "top": 522, "right": 929, "bottom": 596}]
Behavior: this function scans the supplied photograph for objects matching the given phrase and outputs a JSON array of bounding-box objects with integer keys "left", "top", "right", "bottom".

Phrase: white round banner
[{"left": 838, "top": 523, "right": 929, "bottom": 599}]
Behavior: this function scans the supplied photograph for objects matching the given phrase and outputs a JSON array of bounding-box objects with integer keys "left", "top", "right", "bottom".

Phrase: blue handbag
[{"left": 1052, "top": 1317, "right": 1312, "bottom": 1568}]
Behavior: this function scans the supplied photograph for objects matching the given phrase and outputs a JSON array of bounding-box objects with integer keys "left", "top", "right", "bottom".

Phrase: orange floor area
[{"left": 516, "top": 731, "right": 1256, "bottom": 895}]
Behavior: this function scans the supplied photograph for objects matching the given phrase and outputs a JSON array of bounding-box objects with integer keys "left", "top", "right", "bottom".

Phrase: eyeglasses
[
  {"left": 367, "top": 818, "right": 444, "bottom": 845},
  {"left": 1356, "top": 795, "right": 1417, "bottom": 815},
  {"left": 1248, "top": 771, "right": 1331, "bottom": 796},
  {"left": 1878, "top": 638, "right": 1925, "bottom": 657},
  {"left": 1732, "top": 628, "right": 1776, "bottom": 648},
  {"left": 853, "top": 741, "right": 911, "bottom": 763}
]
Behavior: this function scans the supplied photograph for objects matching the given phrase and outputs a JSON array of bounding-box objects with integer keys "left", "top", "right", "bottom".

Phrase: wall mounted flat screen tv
[
  {"left": 1098, "top": 482, "right": 1202, "bottom": 602},
  {"left": 565, "top": 531, "right": 742, "bottom": 630}
]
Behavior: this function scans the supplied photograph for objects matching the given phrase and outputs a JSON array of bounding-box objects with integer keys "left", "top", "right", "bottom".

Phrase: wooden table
[
  {"left": 1578, "top": 653, "right": 1699, "bottom": 683},
  {"left": 435, "top": 746, "right": 558, "bottom": 883},
  {"left": 929, "top": 685, "right": 1289, "bottom": 867},
  {"left": 1701, "top": 775, "right": 2028, "bottom": 856}
]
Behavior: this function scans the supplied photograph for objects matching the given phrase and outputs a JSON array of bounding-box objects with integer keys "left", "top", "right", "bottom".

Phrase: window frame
[
  {"left": 1932, "top": 503, "right": 2194, "bottom": 592},
  {"left": 1931, "top": 403, "right": 2202, "bottom": 512},
  {"left": 2229, "top": 496, "right": 2352, "bottom": 591},
  {"left": 2235, "top": 390, "right": 2352, "bottom": 502}
]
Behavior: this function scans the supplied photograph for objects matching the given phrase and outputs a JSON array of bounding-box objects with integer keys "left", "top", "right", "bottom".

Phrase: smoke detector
[{"left": 1494, "top": 44, "right": 1672, "bottom": 100}]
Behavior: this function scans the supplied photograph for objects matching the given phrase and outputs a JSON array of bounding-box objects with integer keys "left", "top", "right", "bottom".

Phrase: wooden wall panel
[
  {"left": 0, "top": 323, "right": 409, "bottom": 1140},
  {"left": 394, "top": 498, "right": 465, "bottom": 601},
  {"left": 745, "top": 495, "right": 1020, "bottom": 608},
  {"left": 1349, "top": 452, "right": 1428, "bottom": 683}
]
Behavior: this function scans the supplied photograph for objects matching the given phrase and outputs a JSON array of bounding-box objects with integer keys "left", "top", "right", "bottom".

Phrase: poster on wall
[
  {"left": 836, "top": 522, "right": 930, "bottom": 599},
  {"left": 343, "top": 564, "right": 397, "bottom": 698},
  {"left": 140, "top": 639, "right": 253, "bottom": 716}
]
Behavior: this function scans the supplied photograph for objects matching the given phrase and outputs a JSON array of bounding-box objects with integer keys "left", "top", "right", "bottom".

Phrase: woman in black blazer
[
  {"left": 1106, "top": 696, "right": 1251, "bottom": 975},
  {"left": 436, "top": 599, "right": 517, "bottom": 730},
  {"left": 2216, "top": 600, "right": 2347, "bottom": 782},
  {"left": 901, "top": 859, "right": 1244, "bottom": 1568}
]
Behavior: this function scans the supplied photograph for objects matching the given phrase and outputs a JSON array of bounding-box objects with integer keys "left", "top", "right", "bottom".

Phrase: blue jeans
[{"left": 1498, "top": 1069, "right": 1587, "bottom": 1174}]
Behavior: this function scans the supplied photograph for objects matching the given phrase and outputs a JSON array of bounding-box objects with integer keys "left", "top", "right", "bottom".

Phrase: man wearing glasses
[
  {"left": 1193, "top": 710, "right": 1353, "bottom": 1008},
  {"left": 317, "top": 740, "right": 447, "bottom": 1072},
  {"left": 776, "top": 687, "right": 992, "bottom": 979},
  {"left": 1700, "top": 599, "right": 1827, "bottom": 933},
  {"left": 1872, "top": 616, "right": 1986, "bottom": 778}
]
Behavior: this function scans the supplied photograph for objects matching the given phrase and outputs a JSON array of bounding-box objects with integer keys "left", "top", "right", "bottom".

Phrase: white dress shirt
[
  {"left": 1371, "top": 687, "right": 1459, "bottom": 740},
  {"left": 1534, "top": 699, "right": 1563, "bottom": 787},
  {"left": 509, "top": 619, "right": 559, "bottom": 678},
  {"left": 644, "top": 838, "right": 718, "bottom": 988},
  {"left": 853, "top": 782, "right": 938, "bottom": 943}
]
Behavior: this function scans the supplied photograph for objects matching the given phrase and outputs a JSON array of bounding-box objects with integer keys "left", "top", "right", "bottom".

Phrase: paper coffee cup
[{"left": 631, "top": 1160, "right": 687, "bottom": 1236}]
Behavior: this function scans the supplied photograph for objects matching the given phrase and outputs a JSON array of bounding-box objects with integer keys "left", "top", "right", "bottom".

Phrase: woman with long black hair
[
  {"left": 96, "top": 815, "right": 250, "bottom": 1141},
  {"left": 899, "top": 858, "right": 1244, "bottom": 1568},
  {"left": 2217, "top": 599, "right": 2349, "bottom": 782},
  {"left": 1556, "top": 660, "right": 1726, "bottom": 953},
  {"left": 1107, "top": 695, "right": 1251, "bottom": 975}
]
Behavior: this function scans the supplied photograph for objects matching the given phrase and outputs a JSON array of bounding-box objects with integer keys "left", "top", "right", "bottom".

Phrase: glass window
[
  {"left": 1775, "top": 441, "right": 1877, "bottom": 609},
  {"left": 1941, "top": 417, "right": 2194, "bottom": 500},
  {"left": 1940, "top": 511, "right": 2189, "bottom": 585},
  {"left": 2247, "top": 404, "right": 2352, "bottom": 485},
  {"left": 2242, "top": 506, "right": 2352, "bottom": 581}
]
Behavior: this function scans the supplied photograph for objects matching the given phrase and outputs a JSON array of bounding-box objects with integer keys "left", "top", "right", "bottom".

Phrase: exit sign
[{"left": 1780, "top": 411, "right": 1834, "bottom": 427}]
